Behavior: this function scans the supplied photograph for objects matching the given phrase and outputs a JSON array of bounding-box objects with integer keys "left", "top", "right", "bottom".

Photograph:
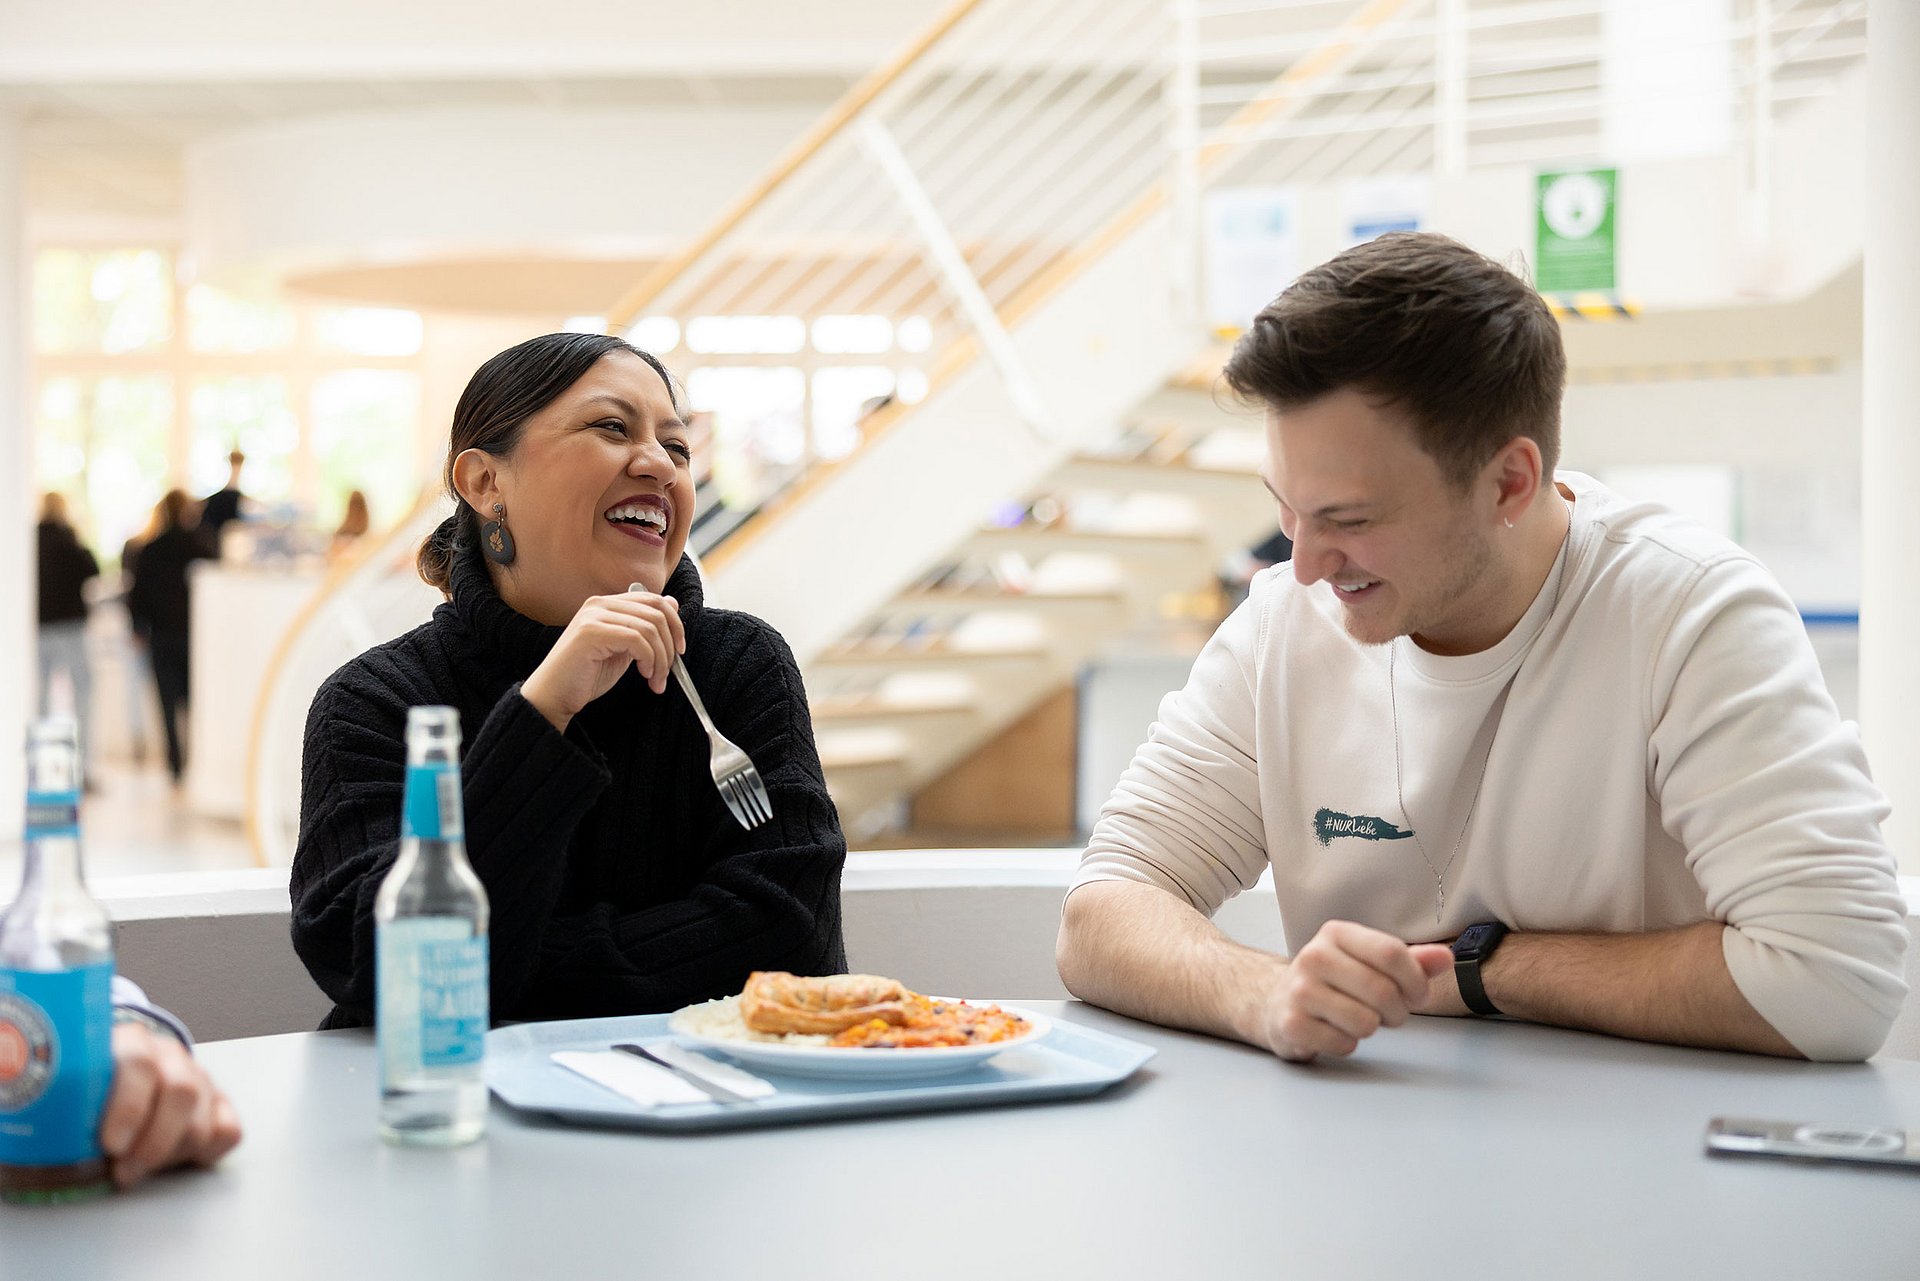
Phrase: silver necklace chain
[
  {"left": 1389, "top": 530, "right": 1571, "bottom": 923},
  {"left": 1388, "top": 637, "right": 1495, "bottom": 924}
]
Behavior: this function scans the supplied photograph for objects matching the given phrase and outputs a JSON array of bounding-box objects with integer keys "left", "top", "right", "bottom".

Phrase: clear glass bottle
[
  {"left": 0, "top": 718, "right": 114, "bottom": 1203},
  {"left": 374, "top": 706, "right": 489, "bottom": 1146}
]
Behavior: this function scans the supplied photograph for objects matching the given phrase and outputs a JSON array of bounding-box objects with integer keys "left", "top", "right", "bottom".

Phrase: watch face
[{"left": 1455, "top": 924, "right": 1497, "bottom": 957}]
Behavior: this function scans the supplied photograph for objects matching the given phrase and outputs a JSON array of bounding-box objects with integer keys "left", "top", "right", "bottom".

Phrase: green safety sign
[{"left": 1535, "top": 168, "right": 1616, "bottom": 294}]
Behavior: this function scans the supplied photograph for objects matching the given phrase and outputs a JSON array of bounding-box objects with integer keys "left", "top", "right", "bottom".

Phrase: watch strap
[
  {"left": 1455, "top": 952, "right": 1500, "bottom": 1016},
  {"left": 113, "top": 1000, "right": 194, "bottom": 1050},
  {"left": 1452, "top": 922, "right": 1509, "bottom": 1017}
]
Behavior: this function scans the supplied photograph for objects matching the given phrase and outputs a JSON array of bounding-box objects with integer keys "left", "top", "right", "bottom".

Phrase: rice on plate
[{"left": 671, "top": 995, "right": 831, "bottom": 1045}]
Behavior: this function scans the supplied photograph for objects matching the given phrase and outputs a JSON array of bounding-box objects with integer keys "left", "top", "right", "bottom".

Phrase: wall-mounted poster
[
  {"left": 1536, "top": 167, "right": 1617, "bottom": 293},
  {"left": 1342, "top": 174, "right": 1429, "bottom": 247},
  {"left": 1204, "top": 187, "right": 1301, "bottom": 334}
]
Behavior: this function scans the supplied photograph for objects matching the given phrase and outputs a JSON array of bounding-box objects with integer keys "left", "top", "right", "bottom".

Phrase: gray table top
[{"left": 2, "top": 1003, "right": 1917, "bottom": 1280}]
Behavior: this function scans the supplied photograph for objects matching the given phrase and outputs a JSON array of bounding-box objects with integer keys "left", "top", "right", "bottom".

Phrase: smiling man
[{"left": 1056, "top": 232, "right": 1909, "bottom": 1063}]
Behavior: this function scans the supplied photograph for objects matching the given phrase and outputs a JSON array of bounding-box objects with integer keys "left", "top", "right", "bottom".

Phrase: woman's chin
[{"left": 612, "top": 563, "right": 670, "bottom": 595}]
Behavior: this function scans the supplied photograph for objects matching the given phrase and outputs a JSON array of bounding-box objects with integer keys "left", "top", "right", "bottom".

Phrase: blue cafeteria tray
[{"left": 484, "top": 1010, "right": 1155, "bottom": 1133}]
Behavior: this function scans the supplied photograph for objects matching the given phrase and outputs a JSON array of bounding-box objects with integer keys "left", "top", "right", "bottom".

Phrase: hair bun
[{"left": 416, "top": 513, "right": 463, "bottom": 592}]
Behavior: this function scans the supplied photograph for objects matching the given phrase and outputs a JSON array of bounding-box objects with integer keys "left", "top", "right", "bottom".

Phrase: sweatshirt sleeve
[
  {"left": 516, "top": 622, "right": 847, "bottom": 1015},
  {"left": 1070, "top": 577, "right": 1273, "bottom": 917},
  {"left": 1649, "top": 556, "right": 1910, "bottom": 1061},
  {"left": 110, "top": 974, "right": 193, "bottom": 1049},
  {"left": 289, "top": 659, "right": 611, "bottom": 1021}
]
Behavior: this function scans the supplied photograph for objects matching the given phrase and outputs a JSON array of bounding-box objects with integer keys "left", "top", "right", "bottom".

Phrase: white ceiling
[
  {"left": 3, "top": 0, "right": 950, "bottom": 228},
  {"left": 11, "top": 73, "right": 863, "bottom": 225}
]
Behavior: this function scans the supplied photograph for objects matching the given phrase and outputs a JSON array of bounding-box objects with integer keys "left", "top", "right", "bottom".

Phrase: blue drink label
[
  {"left": 24, "top": 789, "right": 80, "bottom": 841},
  {"left": 401, "top": 767, "right": 462, "bottom": 841},
  {"left": 378, "top": 920, "right": 487, "bottom": 1078},
  {"left": 0, "top": 962, "right": 113, "bottom": 1167}
]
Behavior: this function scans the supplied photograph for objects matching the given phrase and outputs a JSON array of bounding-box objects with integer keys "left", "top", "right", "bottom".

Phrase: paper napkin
[{"left": 552, "top": 1050, "right": 711, "bottom": 1108}]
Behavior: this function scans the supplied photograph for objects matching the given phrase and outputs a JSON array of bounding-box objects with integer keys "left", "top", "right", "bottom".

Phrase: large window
[
  {"left": 33, "top": 249, "right": 173, "bottom": 354},
  {"left": 187, "top": 284, "right": 295, "bottom": 354},
  {"left": 35, "top": 376, "right": 176, "bottom": 568},
  {"left": 314, "top": 307, "right": 422, "bottom": 358},
  {"left": 653, "top": 311, "right": 941, "bottom": 519},
  {"left": 811, "top": 365, "right": 895, "bottom": 460},
  {"left": 33, "top": 252, "right": 940, "bottom": 569},
  {"left": 686, "top": 366, "right": 809, "bottom": 505},
  {"left": 311, "top": 370, "right": 423, "bottom": 532},
  {"left": 89, "top": 378, "right": 175, "bottom": 559},
  {"left": 190, "top": 377, "right": 298, "bottom": 503},
  {"left": 31, "top": 246, "right": 426, "bottom": 563}
]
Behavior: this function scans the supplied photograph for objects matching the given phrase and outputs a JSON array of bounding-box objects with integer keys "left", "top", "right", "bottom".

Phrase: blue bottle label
[
  {"left": 378, "top": 920, "right": 487, "bottom": 1077},
  {"left": 24, "top": 789, "right": 80, "bottom": 841},
  {"left": 401, "top": 767, "right": 462, "bottom": 841},
  {"left": 0, "top": 962, "right": 113, "bottom": 1167}
]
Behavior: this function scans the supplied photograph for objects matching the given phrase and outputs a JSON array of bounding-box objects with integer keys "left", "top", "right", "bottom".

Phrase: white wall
[
  {"left": 100, "top": 854, "right": 1283, "bottom": 1041},
  {"left": 1770, "top": 59, "right": 1868, "bottom": 299},
  {"left": 1256, "top": 62, "right": 1865, "bottom": 311},
  {"left": 0, "top": 106, "right": 25, "bottom": 838},
  {"left": 0, "top": 0, "right": 941, "bottom": 79},
  {"left": 1076, "top": 655, "right": 1199, "bottom": 837},
  {"left": 94, "top": 857, "right": 1920, "bottom": 1062},
  {"left": 1562, "top": 370, "right": 1863, "bottom": 613},
  {"left": 182, "top": 107, "right": 822, "bottom": 286}
]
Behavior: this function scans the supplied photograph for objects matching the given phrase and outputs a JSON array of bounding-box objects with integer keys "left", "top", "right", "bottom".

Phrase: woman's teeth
[
  {"left": 606, "top": 503, "right": 667, "bottom": 533},
  {"left": 1335, "top": 581, "right": 1376, "bottom": 593}
]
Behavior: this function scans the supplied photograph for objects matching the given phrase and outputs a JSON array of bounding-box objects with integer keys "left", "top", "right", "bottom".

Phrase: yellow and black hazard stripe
[
  {"left": 1544, "top": 293, "right": 1641, "bottom": 321},
  {"left": 1569, "top": 356, "right": 1839, "bottom": 385}
]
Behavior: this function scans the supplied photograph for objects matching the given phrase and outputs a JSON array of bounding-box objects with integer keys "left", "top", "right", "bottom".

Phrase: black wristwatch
[{"left": 1451, "top": 922, "right": 1510, "bottom": 1016}]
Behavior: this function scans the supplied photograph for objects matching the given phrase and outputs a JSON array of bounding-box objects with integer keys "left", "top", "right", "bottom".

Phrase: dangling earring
[
  {"left": 1503, "top": 517, "right": 1514, "bottom": 530},
  {"left": 481, "top": 502, "right": 517, "bottom": 566}
]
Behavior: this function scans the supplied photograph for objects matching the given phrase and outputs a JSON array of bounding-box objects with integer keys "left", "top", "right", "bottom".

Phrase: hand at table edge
[
  {"left": 100, "top": 1023, "right": 244, "bottom": 1190},
  {"left": 1250, "top": 921, "right": 1453, "bottom": 1063}
]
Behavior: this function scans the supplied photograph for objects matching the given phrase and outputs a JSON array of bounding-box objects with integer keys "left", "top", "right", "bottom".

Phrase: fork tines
[{"left": 719, "top": 770, "right": 773, "bottom": 829}]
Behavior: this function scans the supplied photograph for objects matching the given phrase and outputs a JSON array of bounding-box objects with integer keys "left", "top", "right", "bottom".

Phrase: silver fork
[{"left": 632, "top": 584, "right": 773, "bottom": 829}]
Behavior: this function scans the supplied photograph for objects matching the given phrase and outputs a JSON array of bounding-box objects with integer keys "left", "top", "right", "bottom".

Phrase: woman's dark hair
[
  {"left": 417, "top": 332, "right": 679, "bottom": 590},
  {"left": 159, "top": 488, "right": 192, "bottom": 530},
  {"left": 1222, "top": 232, "right": 1566, "bottom": 488}
]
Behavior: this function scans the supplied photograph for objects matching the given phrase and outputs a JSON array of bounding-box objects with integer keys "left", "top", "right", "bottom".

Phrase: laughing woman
[{"left": 290, "top": 332, "right": 847, "bottom": 1029}]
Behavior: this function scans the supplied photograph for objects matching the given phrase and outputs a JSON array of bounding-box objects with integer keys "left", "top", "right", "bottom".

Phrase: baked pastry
[{"left": 737, "top": 971, "right": 911, "bottom": 1035}]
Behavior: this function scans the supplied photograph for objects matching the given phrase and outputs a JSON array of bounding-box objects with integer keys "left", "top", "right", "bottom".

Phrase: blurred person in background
[
  {"left": 125, "top": 489, "right": 214, "bottom": 786},
  {"left": 36, "top": 492, "right": 101, "bottom": 786},
  {"left": 329, "top": 489, "right": 371, "bottom": 564},
  {"left": 292, "top": 332, "right": 847, "bottom": 1030},
  {"left": 1219, "top": 526, "right": 1295, "bottom": 613},
  {"left": 197, "top": 449, "right": 249, "bottom": 556},
  {"left": 119, "top": 499, "right": 169, "bottom": 766}
]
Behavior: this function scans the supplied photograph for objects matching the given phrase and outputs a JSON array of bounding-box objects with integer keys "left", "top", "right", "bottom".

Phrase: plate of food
[{"left": 668, "top": 971, "right": 1052, "bottom": 1080}]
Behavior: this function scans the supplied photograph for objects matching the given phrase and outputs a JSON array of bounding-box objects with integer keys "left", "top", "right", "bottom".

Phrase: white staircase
[{"left": 799, "top": 388, "right": 1275, "bottom": 835}]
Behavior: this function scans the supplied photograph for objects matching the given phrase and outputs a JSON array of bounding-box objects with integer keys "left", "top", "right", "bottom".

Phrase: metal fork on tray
[{"left": 631, "top": 584, "right": 772, "bottom": 830}]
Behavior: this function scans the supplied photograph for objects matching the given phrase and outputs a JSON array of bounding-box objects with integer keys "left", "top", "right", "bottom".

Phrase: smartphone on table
[{"left": 1706, "top": 1117, "right": 1920, "bottom": 1170}]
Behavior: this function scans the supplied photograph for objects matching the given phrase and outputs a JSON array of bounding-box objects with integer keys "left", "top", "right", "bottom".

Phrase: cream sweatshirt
[{"left": 1074, "top": 473, "right": 1909, "bottom": 1060}]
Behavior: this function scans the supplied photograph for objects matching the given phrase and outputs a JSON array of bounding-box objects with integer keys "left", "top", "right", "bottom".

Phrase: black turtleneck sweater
[{"left": 289, "top": 546, "right": 847, "bottom": 1030}]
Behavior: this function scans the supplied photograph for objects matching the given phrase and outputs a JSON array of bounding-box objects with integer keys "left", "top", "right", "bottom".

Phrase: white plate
[{"left": 666, "top": 1000, "right": 1053, "bottom": 1081}]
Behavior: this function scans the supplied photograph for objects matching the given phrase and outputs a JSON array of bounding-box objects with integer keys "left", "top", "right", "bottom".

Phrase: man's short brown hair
[{"left": 1222, "top": 232, "right": 1566, "bottom": 487}]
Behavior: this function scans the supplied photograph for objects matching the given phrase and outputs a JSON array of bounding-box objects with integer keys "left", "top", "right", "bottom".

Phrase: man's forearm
[
  {"left": 1057, "top": 880, "right": 1283, "bottom": 1048},
  {"left": 1478, "top": 920, "right": 1801, "bottom": 1057}
]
